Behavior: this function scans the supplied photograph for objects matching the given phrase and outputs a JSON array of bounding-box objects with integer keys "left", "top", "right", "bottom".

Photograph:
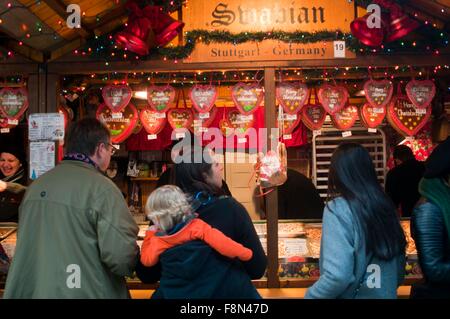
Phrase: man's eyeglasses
[{"left": 106, "top": 143, "right": 119, "bottom": 155}]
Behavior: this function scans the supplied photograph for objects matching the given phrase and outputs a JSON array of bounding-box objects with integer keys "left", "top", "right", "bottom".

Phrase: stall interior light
[
  {"left": 355, "top": 90, "right": 365, "bottom": 97},
  {"left": 134, "top": 91, "right": 147, "bottom": 100}
]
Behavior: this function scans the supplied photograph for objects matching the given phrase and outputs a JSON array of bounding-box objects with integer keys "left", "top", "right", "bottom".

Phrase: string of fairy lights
[
  {"left": 56, "top": 64, "right": 450, "bottom": 99},
  {"left": 0, "top": 0, "right": 448, "bottom": 62}
]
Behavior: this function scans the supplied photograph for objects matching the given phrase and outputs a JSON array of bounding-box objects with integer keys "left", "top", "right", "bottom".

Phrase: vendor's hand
[{"left": 0, "top": 180, "right": 7, "bottom": 192}]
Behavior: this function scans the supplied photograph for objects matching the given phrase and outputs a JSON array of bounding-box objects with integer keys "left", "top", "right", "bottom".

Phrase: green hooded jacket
[{"left": 4, "top": 160, "right": 139, "bottom": 299}]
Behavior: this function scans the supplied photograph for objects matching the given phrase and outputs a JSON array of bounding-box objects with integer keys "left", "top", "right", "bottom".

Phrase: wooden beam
[
  {"left": 42, "top": 0, "right": 91, "bottom": 38},
  {"left": 93, "top": 15, "right": 128, "bottom": 37},
  {"left": 264, "top": 67, "right": 280, "bottom": 289},
  {"left": 86, "top": 4, "right": 128, "bottom": 31},
  {"left": 49, "top": 38, "right": 85, "bottom": 62},
  {"left": 0, "top": 62, "right": 38, "bottom": 76},
  {"left": 3, "top": 40, "right": 45, "bottom": 63},
  {"left": 47, "top": 54, "right": 450, "bottom": 74}
]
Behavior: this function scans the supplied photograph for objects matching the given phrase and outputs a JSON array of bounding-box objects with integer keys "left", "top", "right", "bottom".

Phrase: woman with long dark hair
[
  {"left": 136, "top": 146, "right": 267, "bottom": 298},
  {"left": 305, "top": 143, "right": 406, "bottom": 299}
]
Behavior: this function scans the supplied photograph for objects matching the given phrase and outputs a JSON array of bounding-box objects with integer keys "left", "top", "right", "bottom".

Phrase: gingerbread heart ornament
[
  {"left": 360, "top": 103, "right": 386, "bottom": 128},
  {"left": 191, "top": 107, "right": 218, "bottom": 135},
  {"left": 317, "top": 84, "right": 348, "bottom": 115},
  {"left": 102, "top": 85, "right": 132, "bottom": 112},
  {"left": 331, "top": 105, "right": 359, "bottom": 130},
  {"left": 189, "top": 85, "right": 217, "bottom": 113},
  {"left": 139, "top": 108, "right": 167, "bottom": 135},
  {"left": 277, "top": 111, "right": 301, "bottom": 134},
  {"left": 388, "top": 95, "right": 431, "bottom": 136},
  {"left": 301, "top": 104, "right": 327, "bottom": 131},
  {"left": 363, "top": 79, "right": 393, "bottom": 108},
  {"left": 167, "top": 109, "right": 194, "bottom": 130},
  {"left": 96, "top": 103, "right": 138, "bottom": 143},
  {"left": 0, "top": 87, "right": 29, "bottom": 120},
  {"left": 227, "top": 109, "right": 255, "bottom": 136},
  {"left": 405, "top": 80, "right": 436, "bottom": 109},
  {"left": 231, "top": 83, "right": 264, "bottom": 115},
  {"left": 276, "top": 82, "right": 309, "bottom": 115},
  {"left": 147, "top": 85, "right": 176, "bottom": 113},
  {"left": 219, "top": 119, "right": 234, "bottom": 137}
]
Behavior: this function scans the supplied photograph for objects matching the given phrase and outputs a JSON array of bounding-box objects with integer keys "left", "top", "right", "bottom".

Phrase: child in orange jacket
[{"left": 140, "top": 185, "right": 253, "bottom": 267}]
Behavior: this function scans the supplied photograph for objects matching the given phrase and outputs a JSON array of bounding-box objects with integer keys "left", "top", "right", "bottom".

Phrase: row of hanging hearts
[
  {"left": 300, "top": 96, "right": 431, "bottom": 137},
  {"left": 103, "top": 77, "right": 435, "bottom": 116},
  {"left": 276, "top": 78, "right": 435, "bottom": 137},
  {"left": 96, "top": 102, "right": 268, "bottom": 144},
  {"left": 101, "top": 82, "right": 264, "bottom": 116}
]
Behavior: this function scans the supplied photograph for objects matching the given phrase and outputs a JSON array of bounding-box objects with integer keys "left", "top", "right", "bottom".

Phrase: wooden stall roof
[
  {"left": 0, "top": 0, "right": 127, "bottom": 62},
  {"left": 0, "top": 0, "right": 449, "bottom": 66}
]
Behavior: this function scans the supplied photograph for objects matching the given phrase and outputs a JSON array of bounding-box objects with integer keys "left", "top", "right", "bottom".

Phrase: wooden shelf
[{"left": 130, "top": 177, "right": 159, "bottom": 181}]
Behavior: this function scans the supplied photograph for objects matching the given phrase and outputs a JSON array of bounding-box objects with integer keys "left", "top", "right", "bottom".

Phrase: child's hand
[{"left": 148, "top": 225, "right": 159, "bottom": 232}]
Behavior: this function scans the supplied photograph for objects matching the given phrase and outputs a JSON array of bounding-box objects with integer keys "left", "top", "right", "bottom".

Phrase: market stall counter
[{"left": 0, "top": 219, "right": 422, "bottom": 296}]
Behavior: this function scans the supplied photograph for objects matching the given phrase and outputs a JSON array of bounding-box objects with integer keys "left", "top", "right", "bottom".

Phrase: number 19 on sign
[{"left": 334, "top": 41, "right": 346, "bottom": 58}]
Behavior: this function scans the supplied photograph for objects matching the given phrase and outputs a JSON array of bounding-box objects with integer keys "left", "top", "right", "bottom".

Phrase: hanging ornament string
[
  {"left": 409, "top": 65, "right": 416, "bottom": 81},
  {"left": 254, "top": 70, "right": 264, "bottom": 85},
  {"left": 166, "top": 73, "right": 172, "bottom": 90}
]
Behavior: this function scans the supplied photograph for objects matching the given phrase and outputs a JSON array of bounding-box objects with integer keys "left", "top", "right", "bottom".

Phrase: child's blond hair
[{"left": 145, "top": 185, "right": 193, "bottom": 233}]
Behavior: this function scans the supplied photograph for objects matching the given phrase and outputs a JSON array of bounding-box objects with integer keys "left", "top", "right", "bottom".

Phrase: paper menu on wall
[
  {"left": 28, "top": 113, "right": 65, "bottom": 141},
  {"left": 29, "top": 141, "right": 55, "bottom": 180}
]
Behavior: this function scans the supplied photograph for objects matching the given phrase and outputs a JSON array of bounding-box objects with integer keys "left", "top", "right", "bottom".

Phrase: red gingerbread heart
[
  {"left": 0, "top": 87, "right": 29, "bottom": 120},
  {"left": 226, "top": 109, "right": 255, "bottom": 136},
  {"left": 139, "top": 108, "right": 167, "bottom": 135},
  {"left": 191, "top": 106, "right": 218, "bottom": 135},
  {"left": 102, "top": 85, "right": 132, "bottom": 112},
  {"left": 301, "top": 103, "right": 327, "bottom": 131},
  {"left": 277, "top": 110, "right": 301, "bottom": 134},
  {"left": 219, "top": 118, "right": 234, "bottom": 137},
  {"left": 360, "top": 103, "right": 386, "bottom": 128},
  {"left": 363, "top": 79, "right": 393, "bottom": 109},
  {"left": 147, "top": 85, "right": 176, "bottom": 113},
  {"left": 405, "top": 80, "right": 436, "bottom": 109},
  {"left": 276, "top": 82, "right": 309, "bottom": 115},
  {"left": 331, "top": 105, "right": 359, "bottom": 130},
  {"left": 167, "top": 108, "right": 194, "bottom": 130},
  {"left": 96, "top": 103, "right": 138, "bottom": 143},
  {"left": 317, "top": 84, "right": 348, "bottom": 115},
  {"left": 231, "top": 82, "right": 264, "bottom": 115},
  {"left": 189, "top": 85, "right": 217, "bottom": 113},
  {"left": 387, "top": 95, "right": 431, "bottom": 136}
]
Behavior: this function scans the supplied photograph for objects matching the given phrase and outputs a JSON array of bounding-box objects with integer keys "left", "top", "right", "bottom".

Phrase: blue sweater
[{"left": 305, "top": 197, "right": 405, "bottom": 299}]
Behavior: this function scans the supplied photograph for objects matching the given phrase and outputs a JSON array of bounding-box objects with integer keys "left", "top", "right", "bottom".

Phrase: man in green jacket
[{"left": 4, "top": 118, "right": 139, "bottom": 298}]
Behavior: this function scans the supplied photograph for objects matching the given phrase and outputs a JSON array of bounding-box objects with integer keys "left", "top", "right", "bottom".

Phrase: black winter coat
[
  {"left": 136, "top": 196, "right": 267, "bottom": 298},
  {"left": 411, "top": 200, "right": 450, "bottom": 298}
]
